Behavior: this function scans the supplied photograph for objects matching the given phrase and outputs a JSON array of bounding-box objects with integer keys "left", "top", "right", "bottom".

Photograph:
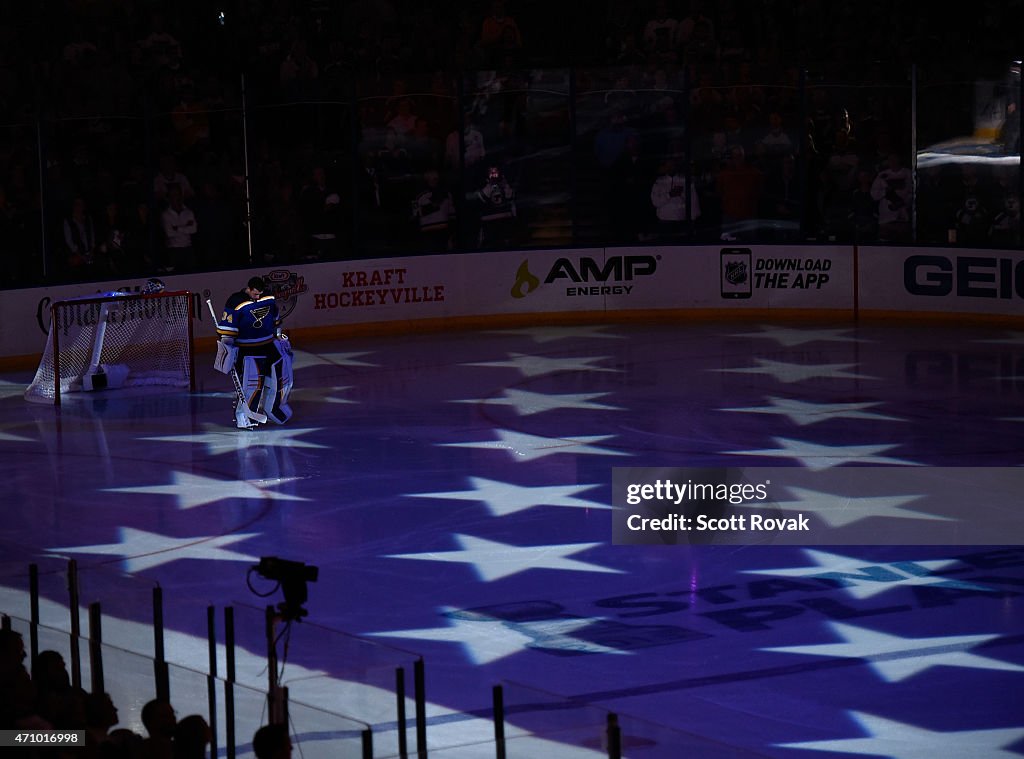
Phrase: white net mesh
[{"left": 25, "top": 291, "right": 193, "bottom": 403}]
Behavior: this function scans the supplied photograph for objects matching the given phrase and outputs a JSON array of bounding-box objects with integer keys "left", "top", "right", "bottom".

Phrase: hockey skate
[{"left": 234, "top": 402, "right": 262, "bottom": 430}]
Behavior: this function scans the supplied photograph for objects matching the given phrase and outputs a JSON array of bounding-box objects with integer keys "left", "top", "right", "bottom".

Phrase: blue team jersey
[{"left": 217, "top": 292, "right": 280, "bottom": 346}]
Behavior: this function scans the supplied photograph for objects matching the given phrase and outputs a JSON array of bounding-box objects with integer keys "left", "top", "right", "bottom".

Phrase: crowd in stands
[
  {"left": 0, "top": 0, "right": 1020, "bottom": 287},
  {"left": 1, "top": 628, "right": 290, "bottom": 758}
]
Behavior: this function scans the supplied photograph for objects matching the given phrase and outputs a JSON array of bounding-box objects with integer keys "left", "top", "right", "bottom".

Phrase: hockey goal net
[{"left": 25, "top": 290, "right": 195, "bottom": 404}]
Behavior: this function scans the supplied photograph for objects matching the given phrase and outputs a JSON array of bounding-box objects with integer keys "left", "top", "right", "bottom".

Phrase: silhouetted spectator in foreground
[
  {"left": 253, "top": 723, "right": 292, "bottom": 759},
  {"left": 172, "top": 714, "right": 211, "bottom": 759},
  {"left": 32, "top": 650, "right": 70, "bottom": 726}
]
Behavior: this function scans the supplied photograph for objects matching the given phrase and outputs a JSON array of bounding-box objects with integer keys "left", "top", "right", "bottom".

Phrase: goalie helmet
[{"left": 142, "top": 277, "right": 166, "bottom": 294}]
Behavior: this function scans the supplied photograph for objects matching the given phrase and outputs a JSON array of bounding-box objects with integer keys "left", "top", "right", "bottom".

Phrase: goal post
[{"left": 25, "top": 290, "right": 196, "bottom": 405}]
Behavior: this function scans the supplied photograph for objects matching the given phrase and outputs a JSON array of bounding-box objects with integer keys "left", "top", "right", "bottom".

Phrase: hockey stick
[{"left": 205, "top": 298, "right": 268, "bottom": 425}]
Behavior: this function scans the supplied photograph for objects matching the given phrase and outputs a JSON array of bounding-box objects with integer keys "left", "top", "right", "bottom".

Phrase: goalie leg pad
[
  {"left": 266, "top": 343, "right": 294, "bottom": 424},
  {"left": 239, "top": 355, "right": 267, "bottom": 413}
]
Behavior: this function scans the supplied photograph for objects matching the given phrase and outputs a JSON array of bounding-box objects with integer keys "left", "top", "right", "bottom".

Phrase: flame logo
[{"left": 510, "top": 260, "right": 541, "bottom": 299}]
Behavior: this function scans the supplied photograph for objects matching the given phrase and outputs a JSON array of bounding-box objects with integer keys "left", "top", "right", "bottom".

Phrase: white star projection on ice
[
  {"left": 464, "top": 352, "right": 620, "bottom": 378},
  {"left": 442, "top": 429, "right": 627, "bottom": 461},
  {"left": 290, "top": 349, "right": 378, "bottom": 371},
  {"left": 409, "top": 477, "right": 608, "bottom": 517},
  {"left": 144, "top": 425, "right": 327, "bottom": 456},
  {"left": 777, "top": 711, "right": 1024, "bottom": 758},
  {"left": 369, "top": 607, "right": 623, "bottom": 664},
  {"left": 716, "top": 358, "right": 878, "bottom": 383},
  {"left": 742, "top": 487, "right": 949, "bottom": 528},
  {"left": 0, "top": 379, "right": 32, "bottom": 401},
  {"left": 386, "top": 534, "right": 622, "bottom": 582},
  {"left": 483, "top": 325, "right": 624, "bottom": 343},
  {"left": 764, "top": 621, "right": 1024, "bottom": 682},
  {"left": 103, "top": 470, "right": 308, "bottom": 509},
  {"left": 744, "top": 549, "right": 987, "bottom": 600},
  {"left": 289, "top": 385, "right": 357, "bottom": 405},
  {"left": 453, "top": 388, "right": 622, "bottom": 416},
  {"left": 719, "top": 397, "right": 902, "bottom": 426},
  {"left": 370, "top": 609, "right": 536, "bottom": 664},
  {"left": 0, "top": 422, "right": 35, "bottom": 443},
  {"left": 48, "top": 527, "right": 260, "bottom": 572},
  {"left": 725, "top": 438, "right": 916, "bottom": 470},
  {"left": 729, "top": 325, "right": 870, "bottom": 347}
]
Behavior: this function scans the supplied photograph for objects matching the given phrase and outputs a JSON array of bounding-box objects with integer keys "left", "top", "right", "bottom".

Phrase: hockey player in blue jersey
[{"left": 216, "top": 276, "right": 293, "bottom": 429}]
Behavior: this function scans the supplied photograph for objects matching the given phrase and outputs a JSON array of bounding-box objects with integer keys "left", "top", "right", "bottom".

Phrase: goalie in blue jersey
[{"left": 215, "top": 276, "right": 294, "bottom": 429}]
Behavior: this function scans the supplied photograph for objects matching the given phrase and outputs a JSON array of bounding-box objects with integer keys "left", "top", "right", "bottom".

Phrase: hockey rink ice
[{"left": 1, "top": 320, "right": 1024, "bottom": 758}]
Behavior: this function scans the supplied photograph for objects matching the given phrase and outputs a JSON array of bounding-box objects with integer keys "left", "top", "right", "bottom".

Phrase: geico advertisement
[{"left": 861, "top": 247, "right": 1024, "bottom": 314}]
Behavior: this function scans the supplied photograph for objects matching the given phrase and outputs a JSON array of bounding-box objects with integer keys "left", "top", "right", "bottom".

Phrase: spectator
[
  {"left": 608, "top": 133, "right": 653, "bottom": 241},
  {"left": 870, "top": 151, "right": 912, "bottom": 243},
  {"left": 84, "top": 691, "right": 119, "bottom": 749},
  {"left": 989, "top": 193, "right": 1021, "bottom": 246},
  {"left": 171, "top": 80, "right": 211, "bottom": 158},
  {"left": 266, "top": 179, "right": 304, "bottom": 263},
  {"left": 0, "top": 629, "right": 31, "bottom": 727},
  {"left": 677, "top": 0, "right": 715, "bottom": 50},
  {"left": 253, "top": 723, "right": 292, "bottom": 759},
  {"left": 356, "top": 149, "right": 402, "bottom": 250},
  {"left": 154, "top": 155, "right": 195, "bottom": 205},
  {"left": 998, "top": 100, "right": 1020, "bottom": 154},
  {"left": 300, "top": 165, "right": 342, "bottom": 260},
  {"left": 821, "top": 129, "right": 860, "bottom": 236},
  {"left": 407, "top": 118, "right": 442, "bottom": 172},
  {"left": 387, "top": 98, "right": 418, "bottom": 140},
  {"left": 650, "top": 157, "right": 701, "bottom": 238},
  {"left": 475, "top": 164, "right": 517, "bottom": 247},
  {"left": 594, "top": 111, "right": 639, "bottom": 169},
  {"left": 141, "top": 699, "right": 176, "bottom": 759},
  {"left": 613, "top": 32, "right": 646, "bottom": 65},
  {"left": 412, "top": 169, "right": 456, "bottom": 250},
  {"left": 53, "top": 686, "right": 88, "bottom": 731},
  {"left": 683, "top": 14, "right": 717, "bottom": 63},
  {"left": 954, "top": 191, "right": 991, "bottom": 247},
  {"left": 96, "top": 199, "right": 128, "bottom": 275},
  {"left": 761, "top": 152, "right": 800, "bottom": 230},
  {"left": 716, "top": 145, "right": 764, "bottom": 236},
  {"left": 756, "top": 111, "right": 795, "bottom": 164},
  {"left": 194, "top": 180, "right": 236, "bottom": 269},
  {"left": 63, "top": 196, "right": 97, "bottom": 273},
  {"left": 717, "top": 0, "right": 748, "bottom": 62},
  {"left": 136, "top": 12, "right": 183, "bottom": 71},
  {"left": 172, "top": 714, "right": 211, "bottom": 759},
  {"left": 850, "top": 167, "right": 879, "bottom": 241},
  {"left": 122, "top": 201, "right": 157, "bottom": 275},
  {"left": 107, "top": 728, "right": 145, "bottom": 759},
  {"left": 480, "top": 0, "right": 522, "bottom": 63},
  {"left": 642, "top": 0, "right": 678, "bottom": 62},
  {"left": 161, "top": 184, "right": 198, "bottom": 271},
  {"left": 31, "top": 650, "right": 70, "bottom": 727},
  {"left": 445, "top": 122, "right": 487, "bottom": 174},
  {"left": 280, "top": 39, "right": 319, "bottom": 100}
]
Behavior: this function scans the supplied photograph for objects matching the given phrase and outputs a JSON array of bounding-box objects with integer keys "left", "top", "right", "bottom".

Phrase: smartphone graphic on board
[{"left": 720, "top": 247, "right": 752, "bottom": 299}]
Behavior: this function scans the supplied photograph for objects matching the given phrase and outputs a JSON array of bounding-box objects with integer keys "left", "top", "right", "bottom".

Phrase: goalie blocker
[{"left": 215, "top": 277, "right": 293, "bottom": 429}]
